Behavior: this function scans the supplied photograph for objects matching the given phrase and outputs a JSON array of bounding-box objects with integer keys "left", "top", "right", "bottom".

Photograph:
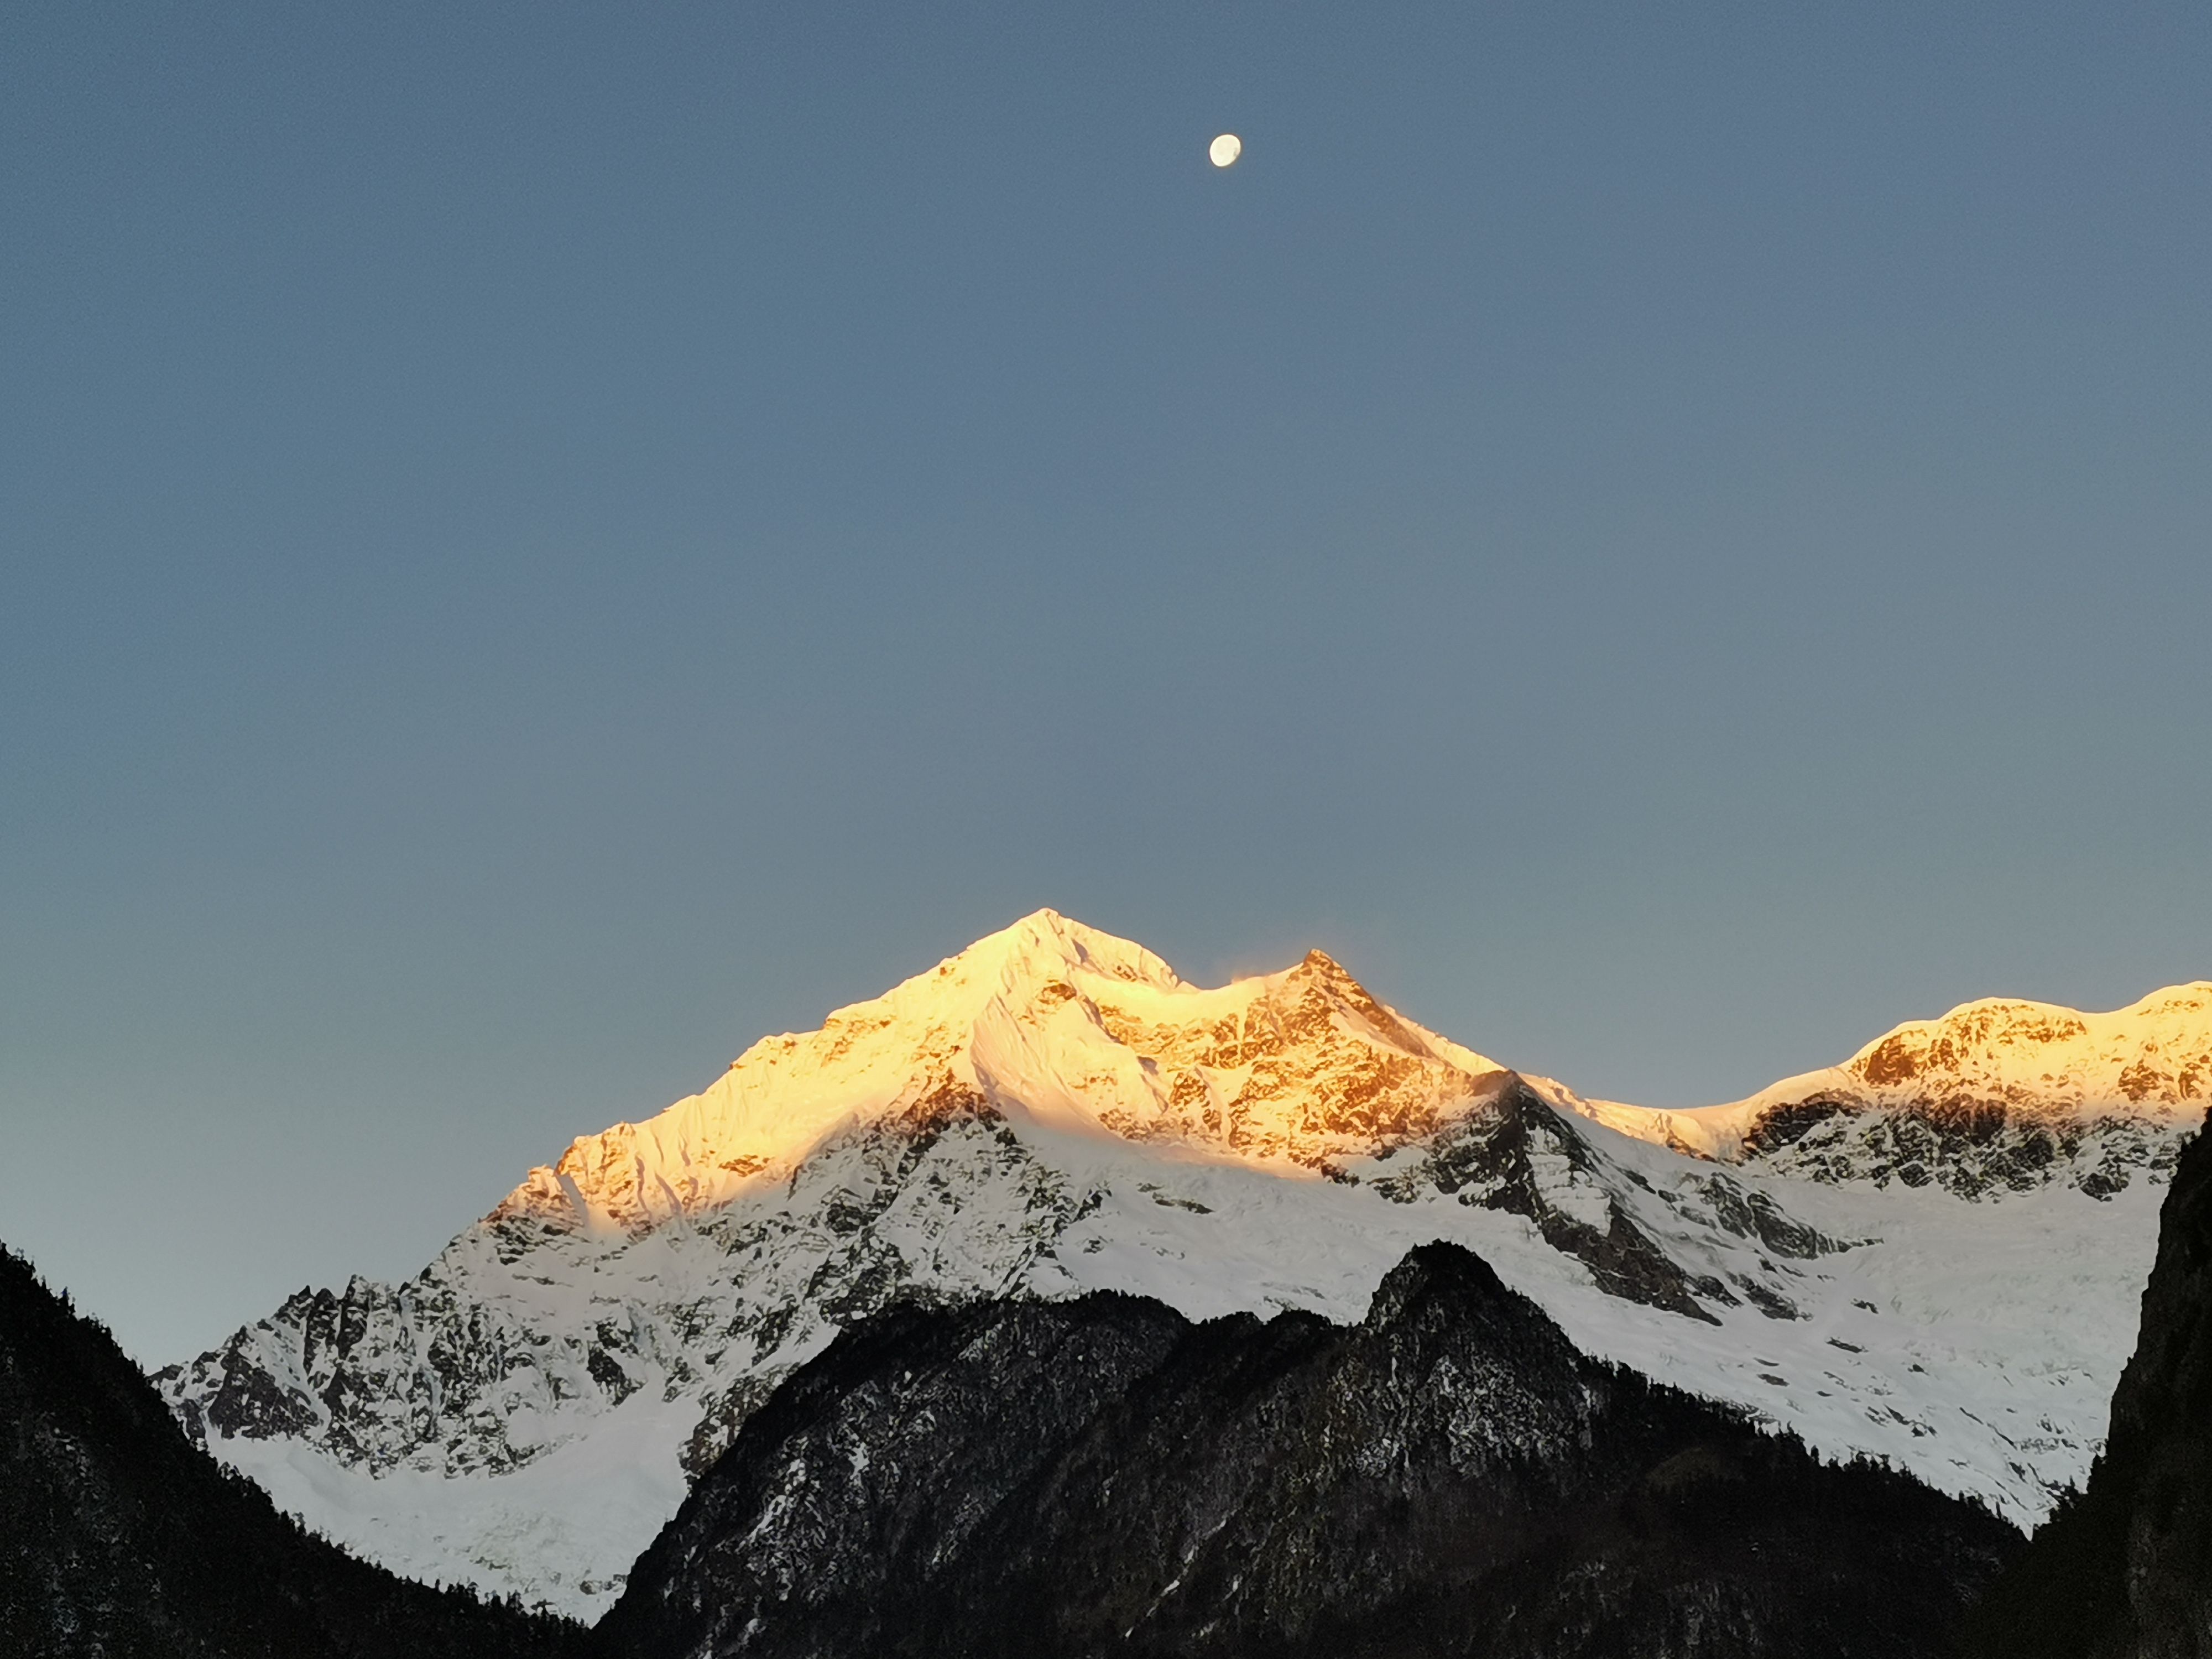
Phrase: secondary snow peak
[{"left": 1560, "top": 981, "right": 2211, "bottom": 1198}]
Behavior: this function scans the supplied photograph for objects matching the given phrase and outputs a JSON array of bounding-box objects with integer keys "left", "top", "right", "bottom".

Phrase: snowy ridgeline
[{"left": 156, "top": 912, "right": 2211, "bottom": 1618}]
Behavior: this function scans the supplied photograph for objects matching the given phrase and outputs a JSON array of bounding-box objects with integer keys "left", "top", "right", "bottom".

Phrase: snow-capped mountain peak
[
  {"left": 155, "top": 919, "right": 2207, "bottom": 1619},
  {"left": 497, "top": 910, "right": 1508, "bottom": 1236}
]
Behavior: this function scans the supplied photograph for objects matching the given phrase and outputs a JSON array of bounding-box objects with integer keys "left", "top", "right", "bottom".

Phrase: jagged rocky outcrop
[
  {"left": 596, "top": 1240, "right": 2021, "bottom": 1659},
  {"left": 0, "top": 1241, "right": 583, "bottom": 1659},
  {"left": 1960, "top": 1109, "right": 2212, "bottom": 1659},
  {"left": 150, "top": 915, "right": 2206, "bottom": 1613}
]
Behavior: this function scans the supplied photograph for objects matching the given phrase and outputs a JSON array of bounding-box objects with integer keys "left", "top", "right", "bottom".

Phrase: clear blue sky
[{"left": 4, "top": 2, "right": 2208, "bottom": 1364}]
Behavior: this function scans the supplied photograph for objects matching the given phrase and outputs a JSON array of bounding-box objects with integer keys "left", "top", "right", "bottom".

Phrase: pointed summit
[{"left": 493, "top": 915, "right": 1505, "bottom": 1234}]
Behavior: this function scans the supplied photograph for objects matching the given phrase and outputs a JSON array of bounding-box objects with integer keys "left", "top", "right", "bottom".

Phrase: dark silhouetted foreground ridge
[
  {"left": 1963, "top": 1108, "right": 2212, "bottom": 1659},
  {"left": 0, "top": 1241, "right": 585, "bottom": 1659},
  {"left": 598, "top": 1240, "right": 2020, "bottom": 1659}
]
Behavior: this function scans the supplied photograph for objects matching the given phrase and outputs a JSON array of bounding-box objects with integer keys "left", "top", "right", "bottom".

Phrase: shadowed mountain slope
[
  {"left": 596, "top": 1240, "right": 2021, "bottom": 1659},
  {"left": 0, "top": 1242, "right": 584, "bottom": 1659},
  {"left": 1961, "top": 1110, "right": 2212, "bottom": 1659}
]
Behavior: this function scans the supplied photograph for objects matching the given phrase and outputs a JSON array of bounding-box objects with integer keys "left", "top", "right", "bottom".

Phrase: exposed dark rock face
[
  {"left": 1960, "top": 1114, "right": 2212, "bottom": 1659},
  {"left": 1402, "top": 1081, "right": 1730, "bottom": 1322},
  {"left": 1364, "top": 1079, "right": 1856, "bottom": 1323},
  {"left": 597, "top": 1241, "right": 2019, "bottom": 1659},
  {"left": 1738, "top": 1095, "right": 2181, "bottom": 1199},
  {"left": 0, "top": 1242, "right": 584, "bottom": 1659}
]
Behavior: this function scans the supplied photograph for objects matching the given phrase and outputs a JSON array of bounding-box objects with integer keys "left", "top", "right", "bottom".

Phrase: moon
[{"left": 1209, "top": 133, "right": 1242, "bottom": 169}]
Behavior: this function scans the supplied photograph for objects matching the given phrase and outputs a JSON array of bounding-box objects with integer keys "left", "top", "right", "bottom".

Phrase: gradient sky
[{"left": 4, "top": 2, "right": 2209, "bottom": 1365}]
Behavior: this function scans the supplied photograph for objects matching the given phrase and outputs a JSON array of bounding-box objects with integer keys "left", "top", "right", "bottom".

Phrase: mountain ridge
[
  {"left": 154, "top": 912, "right": 2206, "bottom": 1615},
  {"left": 593, "top": 1238, "right": 2022, "bottom": 1659},
  {"left": 1567, "top": 982, "right": 2211, "bottom": 1196},
  {"left": 492, "top": 910, "right": 1514, "bottom": 1238}
]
